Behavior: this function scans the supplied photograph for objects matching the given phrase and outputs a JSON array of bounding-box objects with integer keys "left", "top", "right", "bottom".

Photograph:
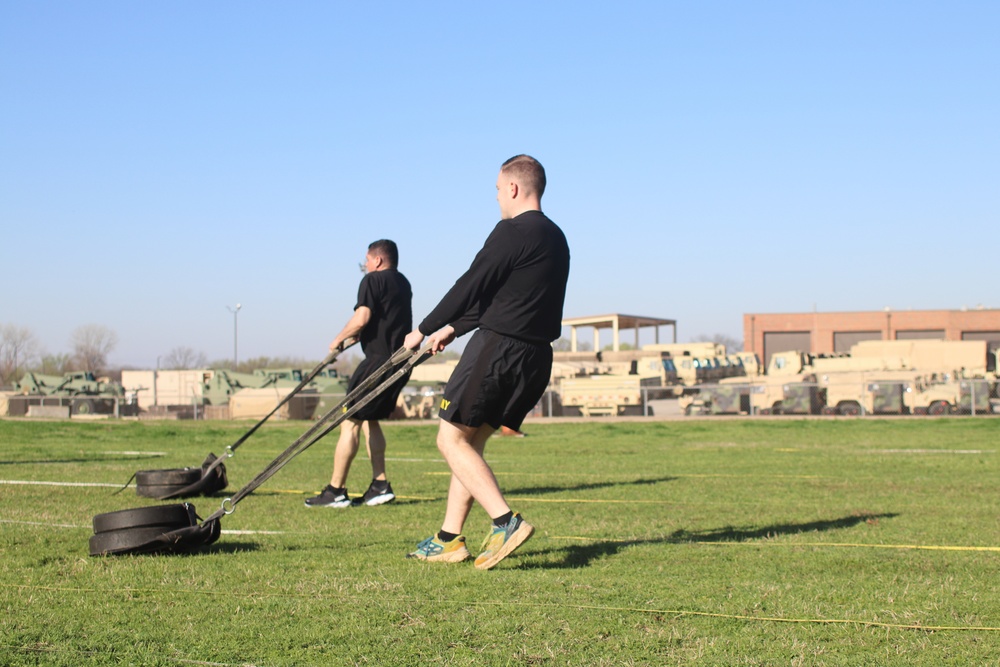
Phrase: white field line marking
[
  {"left": 0, "top": 518, "right": 286, "bottom": 536},
  {"left": 0, "top": 480, "right": 120, "bottom": 487},
  {"left": 103, "top": 451, "right": 167, "bottom": 456}
]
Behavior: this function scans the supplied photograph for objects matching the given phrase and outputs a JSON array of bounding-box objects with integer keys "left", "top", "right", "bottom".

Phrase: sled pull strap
[
  {"left": 203, "top": 345, "right": 433, "bottom": 523},
  {"left": 112, "top": 472, "right": 137, "bottom": 495},
  {"left": 202, "top": 338, "right": 358, "bottom": 477}
]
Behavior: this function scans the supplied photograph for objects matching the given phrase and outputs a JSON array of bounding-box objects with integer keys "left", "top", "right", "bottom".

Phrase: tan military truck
[
  {"left": 817, "top": 370, "right": 921, "bottom": 416},
  {"left": 851, "top": 340, "right": 994, "bottom": 415},
  {"left": 552, "top": 348, "right": 679, "bottom": 390},
  {"left": 641, "top": 342, "right": 745, "bottom": 387},
  {"left": 688, "top": 341, "right": 997, "bottom": 417},
  {"left": 908, "top": 375, "right": 992, "bottom": 415},
  {"left": 559, "top": 374, "right": 663, "bottom": 416},
  {"left": 680, "top": 350, "right": 809, "bottom": 415},
  {"left": 850, "top": 339, "right": 989, "bottom": 376}
]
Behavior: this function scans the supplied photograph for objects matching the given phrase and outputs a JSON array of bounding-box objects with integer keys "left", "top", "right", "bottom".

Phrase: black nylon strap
[
  {"left": 203, "top": 345, "right": 433, "bottom": 523},
  {"left": 200, "top": 340, "right": 358, "bottom": 478}
]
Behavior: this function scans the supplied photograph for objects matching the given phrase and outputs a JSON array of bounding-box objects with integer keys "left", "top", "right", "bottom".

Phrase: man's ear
[{"left": 509, "top": 181, "right": 520, "bottom": 199}]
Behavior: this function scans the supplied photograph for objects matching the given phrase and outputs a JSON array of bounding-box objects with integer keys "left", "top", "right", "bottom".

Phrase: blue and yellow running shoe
[
  {"left": 474, "top": 513, "right": 534, "bottom": 570},
  {"left": 407, "top": 533, "right": 471, "bottom": 563}
]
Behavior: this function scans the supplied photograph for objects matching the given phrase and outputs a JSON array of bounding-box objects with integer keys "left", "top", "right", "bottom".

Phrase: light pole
[{"left": 227, "top": 303, "right": 242, "bottom": 369}]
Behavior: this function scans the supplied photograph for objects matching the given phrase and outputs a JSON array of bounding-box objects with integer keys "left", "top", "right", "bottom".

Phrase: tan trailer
[
  {"left": 850, "top": 339, "right": 989, "bottom": 376},
  {"left": 559, "top": 375, "right": 663, "bottom": 417}
]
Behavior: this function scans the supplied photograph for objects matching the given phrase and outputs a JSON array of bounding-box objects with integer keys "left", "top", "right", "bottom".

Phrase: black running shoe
[
  {"left": 353, "top": 480, "right": 395, "bottom": 506},
  {"left": 304, "top": 485, "right": 351, "bottom": 508}
]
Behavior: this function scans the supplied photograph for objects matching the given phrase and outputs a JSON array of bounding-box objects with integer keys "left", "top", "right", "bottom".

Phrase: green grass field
[{"left": 2, "top": 416, "right": 999, "bottom": 665}]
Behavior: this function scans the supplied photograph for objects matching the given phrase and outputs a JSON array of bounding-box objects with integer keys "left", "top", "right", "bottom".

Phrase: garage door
[
  {"left": 763, "top": 332, "right": 811, "bottom": 369},
  {"left": 833, "top": 331, "right": 881, "bottom": 353},
  {"left": 895, "top": 330, "right": 945, "bottom": 340}
]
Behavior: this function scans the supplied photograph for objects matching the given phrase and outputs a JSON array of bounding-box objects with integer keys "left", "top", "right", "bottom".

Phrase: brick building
[{"left": 744, "top": 308, "right": 1000, "bottom": 370}]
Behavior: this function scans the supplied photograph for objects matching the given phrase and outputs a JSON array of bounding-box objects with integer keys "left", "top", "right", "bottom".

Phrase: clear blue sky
[{"left": 2, "top": 2, "right": 997, "bottom": 367}]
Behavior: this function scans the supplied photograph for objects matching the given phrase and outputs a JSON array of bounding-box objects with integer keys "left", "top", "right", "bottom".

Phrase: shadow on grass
[
  {"left": 506, "top": 476, "right": 678, "bottom": 496},
  {"left": 0, "top": 454, "right": 167, "bottom": 466},
  {"left": 199, "top": 541, "right": 262, "bottom": 555},
  {"left": 242, "top": 489, "right": 443, "bottom": 508},
  {"left": 126, "top": 541, "right": 263, "bottom": 557},
  {"left": 521, "top": 512, "right": 900, "bottom": 569}
]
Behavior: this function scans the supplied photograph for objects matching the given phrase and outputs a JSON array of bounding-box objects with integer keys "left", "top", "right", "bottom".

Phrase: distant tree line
[
  {"left": 0, "top": 322, "right": 366, "bottom": 388},
  {"left": 0, "top": 323, "right": 119, "bottom": 387},
  {"left": 2, "top": 324, "right": 743, "bottom": 390}
]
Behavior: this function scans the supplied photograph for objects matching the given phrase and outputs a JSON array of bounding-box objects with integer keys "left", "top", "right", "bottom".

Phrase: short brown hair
[
  {"left": 501, "top": 154, "right": 546, "bottom": 198},
  {"left": 368, "top": 239, "right": 399, "bottom": 268}
]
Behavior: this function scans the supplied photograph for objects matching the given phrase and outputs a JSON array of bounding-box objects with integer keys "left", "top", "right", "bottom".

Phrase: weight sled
[
  {"left": 93, "top": 503, "right": 198, "bottom": 533},
  {"left": 92, "top": 345, "right": 430, "bottom": 557},
  {"left": 135, "top": 452, "right": 229, "bottom": 500},
  {"left": 88, "top": 503, "right": 221, "bottom": 556},
  {"left": 123, "top": 341, "right": 357, "bottom": 500}
]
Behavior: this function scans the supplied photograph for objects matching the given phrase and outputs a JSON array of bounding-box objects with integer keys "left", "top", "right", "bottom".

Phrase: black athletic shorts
[
  {"left": 347, "top": 354, "right": 409, "bottom": 421},
  {"left": 438, "top": 328, "right": 552, "bottom": 430}
]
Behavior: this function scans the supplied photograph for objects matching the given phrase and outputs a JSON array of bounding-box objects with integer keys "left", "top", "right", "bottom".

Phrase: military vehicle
[
  {"left": 681, "top": 340, "right": 998, "bottom": 417},
  {"left": 558, "top": 374, "right": 663, "bottom": 416},
  {"left": 851, "top": 339, "right": 989, "bottom": 376},
  {"left": 8, "top": 371, "right": 133, "bottom": 416},
  {"left": 640, "top": 342, "right": 745, "bottom": 387},
  {"left": 909, "top": 376, "right": 992, "bottom": 415},
  {"left": 201, "top": 369, "right": 316, "bottom": 407},
  {"left": 816, "top": 371, "right": 920, "bottom": 416},
  {"left": 525, "top": 345, "right": 682, "bottom": 417},
  {"left": 679, "top": 381, "right": 753, "bottom": 415}
]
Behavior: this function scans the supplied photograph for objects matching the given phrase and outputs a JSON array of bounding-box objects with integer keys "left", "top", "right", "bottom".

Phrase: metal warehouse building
[{"left": 744, "top": 308, "right": 1000, "bottom": 370}]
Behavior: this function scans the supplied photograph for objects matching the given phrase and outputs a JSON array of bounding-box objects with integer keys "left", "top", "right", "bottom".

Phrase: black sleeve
[
  {"left": 419, "top": 222, "right": 514, "bottom": 335},
  {"left": 449, "top": 310, "right": 481, "bottom": 338},
  {"left": 355, "top": 274, "right": 377, "bottom": 314}
]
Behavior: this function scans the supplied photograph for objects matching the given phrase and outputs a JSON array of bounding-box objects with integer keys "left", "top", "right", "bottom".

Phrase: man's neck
[{"left": 507, "top": 201, "right": 542, "bottom": 219}]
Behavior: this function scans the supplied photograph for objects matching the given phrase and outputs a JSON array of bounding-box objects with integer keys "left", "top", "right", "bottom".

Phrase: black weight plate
[
  {"left": 93, "top": 504, "right": 196, "bottom": 534},
  {"left": 135, "top": 483, "right": 192, "bottom": 499},
  {"left": 136, "top": 468, "right": 203, "bottom": 486},
  {"left": 89, "top": 526, "right": 176, "bottom": 556}
]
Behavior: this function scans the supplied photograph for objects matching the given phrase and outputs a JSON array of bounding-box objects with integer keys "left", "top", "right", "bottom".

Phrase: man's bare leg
[
  {"left": 330, "top": 419, "right": 362, "bottom": 488},
  {"left": 365, "top": 420, "right": 388, "bottom": 482},
  {"left": 436, "top": 420, "right": 508, "bottom": 533}
]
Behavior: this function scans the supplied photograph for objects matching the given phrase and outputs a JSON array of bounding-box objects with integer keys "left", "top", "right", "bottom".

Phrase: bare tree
[
  {"left": 0, "top": 324, "right": 40, "bottom": 387},
  {"left": 71, "top": 324, "right": 119, "bottom": 374},
  {"left": 693, "top": 333, "right": 743, "bottom": 353},
  {"left": 162, "top": 346, "right": 208, "bottom": 370},
  {"left": 553, "top": 337, "right": 592, "bottom": 352},
  {"left": 39, "top": 353, "right": 73, "bottom": 375}
]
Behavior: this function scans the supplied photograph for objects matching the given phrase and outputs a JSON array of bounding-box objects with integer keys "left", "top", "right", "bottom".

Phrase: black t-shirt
[
  {"left": 356, "top": 268, "right": 412, "bottom": 358},
  {"left": 419, "top": 210, "right": 570, "bottom": 344}
]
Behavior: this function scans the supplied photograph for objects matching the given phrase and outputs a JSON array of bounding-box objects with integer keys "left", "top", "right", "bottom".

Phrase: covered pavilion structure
[{"left": 561, "top": 313, "right": 677, "bottom": 352}]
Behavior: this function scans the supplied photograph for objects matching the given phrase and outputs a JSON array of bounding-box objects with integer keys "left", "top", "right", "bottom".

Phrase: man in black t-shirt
[
  {"left": 306, "top": 239, "right": 412, "bottom": 509},
  {"left": 403, "top": 155, "right": 570, "bottom": 569}
]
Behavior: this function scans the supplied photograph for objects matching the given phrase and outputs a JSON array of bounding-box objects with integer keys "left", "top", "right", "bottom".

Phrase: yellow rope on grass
[{"left": 5, "top": 583, "right": 1000, "bottom": 633}]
